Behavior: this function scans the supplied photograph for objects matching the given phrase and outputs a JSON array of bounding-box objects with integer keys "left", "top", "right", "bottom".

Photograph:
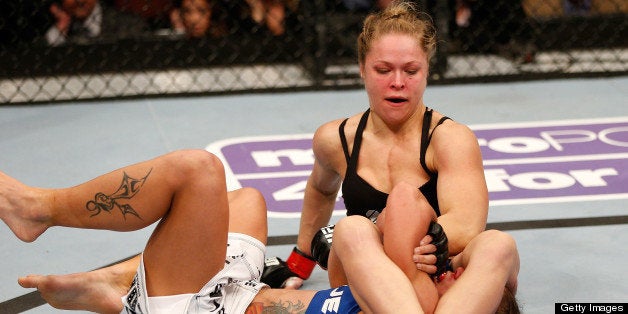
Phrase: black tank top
[{"left": 339, "top": 108, "right": 450, "bottom": 218}]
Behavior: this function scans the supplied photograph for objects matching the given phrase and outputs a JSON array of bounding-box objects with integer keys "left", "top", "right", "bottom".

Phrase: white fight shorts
[{"left": 121, "top": 233, "right": 268, "bottom": 314}]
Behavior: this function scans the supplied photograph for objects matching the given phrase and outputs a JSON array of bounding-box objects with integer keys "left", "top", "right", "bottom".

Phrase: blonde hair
[{"left": 357, "top": 0, "right": 437, "bottom": 65}]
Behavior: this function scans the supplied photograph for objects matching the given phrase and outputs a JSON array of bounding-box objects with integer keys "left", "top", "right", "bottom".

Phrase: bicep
[
  {"left": 308, "top": 122, "right": 345, "bottom": 197},
  {"left": 434, "top": 125, "right": 488, "bottom": 253}
]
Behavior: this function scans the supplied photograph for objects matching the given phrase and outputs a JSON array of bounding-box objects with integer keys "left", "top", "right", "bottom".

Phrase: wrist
[
  {"left": 294, "top": 246, "right": 314, "bottom": 260},
  {"left": 286, "top": 246, "right": 316, "bottom": 279}
]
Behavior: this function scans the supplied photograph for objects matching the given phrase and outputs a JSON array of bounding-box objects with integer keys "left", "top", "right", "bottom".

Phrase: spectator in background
[
  {"left": 168, "top": 0, "right": 219, "bottom": 38},
  {"left": 245, "top": 0, "right": 298, "bottom": 36},
  {"left": 451, "top": 0, "right": 536, "bottom": 64},
  {"left": 44, "top": 0, "right": 149, "bottom": 46}
]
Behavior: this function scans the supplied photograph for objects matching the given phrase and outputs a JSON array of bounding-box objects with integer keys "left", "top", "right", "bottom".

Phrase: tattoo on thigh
[{"left": 85, "top": 169, "right": 152, "bottom": 219}]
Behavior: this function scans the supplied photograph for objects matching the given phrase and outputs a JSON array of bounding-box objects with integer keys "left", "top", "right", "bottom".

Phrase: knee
[
  {"left": 230, "top": 187, "right": 267, "bottom": 219},
  {"left": 334, "top": 216, "right": 379, "bottom": 254},
  {"left": 390, "top": 181, "right": 416, "bottom": 196},
  {"left": 389, "top": 181, "right": 431, "bottom": 210},
  {"left": 166, "top": 149, "right": 225, "bottom": 180},
  {"left": 386, "top": 181, "right": 434, "bottom": 222},
  {"left": 238, "top": 187, "right": 265, "bottom": 207},
  {"left": 476, "top": 230, "right": 518, "bottom": 266}
]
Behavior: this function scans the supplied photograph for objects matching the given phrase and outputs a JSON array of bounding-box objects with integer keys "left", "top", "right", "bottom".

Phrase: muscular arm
[
  {"left": 296, "top": 121, "right": 344, "bottom": 255},
  {"left": 431, "top": 122, "right": 488, "bottom": 255}
]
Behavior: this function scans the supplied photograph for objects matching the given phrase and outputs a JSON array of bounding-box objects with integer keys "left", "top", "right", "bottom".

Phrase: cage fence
[{"left": 0, "top": 0, "right": 626, "bottom": 104}]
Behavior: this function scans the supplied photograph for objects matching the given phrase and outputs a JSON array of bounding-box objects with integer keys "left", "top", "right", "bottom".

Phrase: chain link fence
[{"left": 1, "top": 0, "right": 626, "bottom": 104}]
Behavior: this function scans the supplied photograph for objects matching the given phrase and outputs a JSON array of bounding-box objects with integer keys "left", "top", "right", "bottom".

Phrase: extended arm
[
  {"left": 431, "top": 122, "right": 488, "bottom": 255},
  {"left": 295, "top": 121, "right": 344, "bottom": 255}
]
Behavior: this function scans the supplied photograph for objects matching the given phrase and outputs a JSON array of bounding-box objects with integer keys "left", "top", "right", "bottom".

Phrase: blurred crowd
[
  {"left": 0, "top": 0, "right": 300, "bottom": 47},
  {"left": 0, "top": 0, "right": 603, "bottom": 65}
]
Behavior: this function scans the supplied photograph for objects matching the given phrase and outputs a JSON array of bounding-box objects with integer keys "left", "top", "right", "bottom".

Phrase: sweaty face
[
  {"left": 180, "top": 0, "right": 212, "bottom": 38},
  {"left": 62, "top": 0, "right": 97, "bottom": 19},
  {"left": 360, "top": 33, "right": 429, "bottom": 124}
]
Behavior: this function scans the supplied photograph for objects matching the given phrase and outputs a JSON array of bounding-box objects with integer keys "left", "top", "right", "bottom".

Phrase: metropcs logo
[{"left": 206, "top": 117, "right": 628, "bottom": 218}]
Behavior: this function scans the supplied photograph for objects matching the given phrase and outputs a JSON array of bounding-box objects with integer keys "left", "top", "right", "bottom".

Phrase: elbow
[{"left": 449, "top": 225, "right": 484, "bottom": 255}]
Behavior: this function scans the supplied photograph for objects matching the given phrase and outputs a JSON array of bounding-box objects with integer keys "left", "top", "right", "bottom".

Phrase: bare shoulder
[
  {"left": 312, "top": 113, "right": 362, "bottom": 164},
  {"left": 428, "top": 111, "right": 482, "bottom": 169},
  {"left": 430, "top": 111, "right": 478, "bottom": 147}
]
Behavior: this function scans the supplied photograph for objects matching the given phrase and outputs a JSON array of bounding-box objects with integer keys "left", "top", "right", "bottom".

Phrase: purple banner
[{"left": 206, "top": 118, "right": 628, "bottom": 217}]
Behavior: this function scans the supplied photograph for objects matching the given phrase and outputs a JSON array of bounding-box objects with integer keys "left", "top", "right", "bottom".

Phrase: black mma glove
[
  {"left": 311, "top": 224, "right": 335, "bottom": 269},
  {"left": 261, "top": 247, "right": 316, "bottom": 288},
  {"left": 427, "top": 221, "right": 449, "bottom": 278}
]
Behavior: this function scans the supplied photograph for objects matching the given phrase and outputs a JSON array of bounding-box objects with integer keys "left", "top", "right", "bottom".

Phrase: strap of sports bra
[
  {"left": 343, "top": 109, "right": 370, "bottom": 171},
  {"left": 339, "top": 109, "right": 370, "bottom": 165},
  {"left": 420, "top": 108, "right": 450, "bottom": 177},
  {"left": 429, "top": 116, "right": 451, "bottom": 143},
  {"left": 339, "top": 118, "right": 350, "bottom": 162}
]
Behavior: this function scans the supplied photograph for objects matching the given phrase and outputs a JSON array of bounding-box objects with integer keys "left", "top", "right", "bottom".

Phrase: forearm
[{"left": 295, "top": 184, "right": 337, "bottom": 254}]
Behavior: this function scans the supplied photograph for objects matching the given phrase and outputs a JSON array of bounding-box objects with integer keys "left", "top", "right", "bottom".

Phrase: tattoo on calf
[{"left": 85, "top": 169, "right": 152, "bottom": 220}]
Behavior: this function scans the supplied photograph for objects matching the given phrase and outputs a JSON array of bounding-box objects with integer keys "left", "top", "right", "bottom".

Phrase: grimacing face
[{"left": 360, "top": 33, "right": 429, "bottom": 124}]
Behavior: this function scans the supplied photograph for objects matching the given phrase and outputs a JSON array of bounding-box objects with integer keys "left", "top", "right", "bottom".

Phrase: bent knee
[
  {"left": 390, "top": 181, "right": 417, "bottom": 196},
  {"left": 386, "top": 182, "right": 434, "bottom": 222},
  {"left": 334, "top": 216, "right": 379, "bottom": 251},
  {"left": 236, "top": 187, "right": 265, "bottom": 205},
  {"left": 229, "top": 187, "right": 267, "bottom": 216},
  {"left": 167, "top": 149, "right": 225, "bottom": 178},
  {"left": 477, "top": 230, "right": 518, "bottom": 263}
]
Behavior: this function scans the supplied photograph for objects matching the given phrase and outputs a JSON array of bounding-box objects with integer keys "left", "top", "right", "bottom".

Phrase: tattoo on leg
[{"left": 85, "top": 169, "right": 152, "bottom": 220}]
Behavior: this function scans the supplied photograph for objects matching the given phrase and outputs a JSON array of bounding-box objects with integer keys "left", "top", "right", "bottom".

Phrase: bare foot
[
  {"left": 18, "top": 265, "right": 134, "bottom": 313},
  {"left": 0, "top": 171, "right": 50, "bottom": 242}
]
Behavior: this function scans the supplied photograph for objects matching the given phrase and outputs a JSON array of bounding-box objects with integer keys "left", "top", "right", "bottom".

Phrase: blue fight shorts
[{"left": 305, "top": 285, "right": 361, "bottom": 314}]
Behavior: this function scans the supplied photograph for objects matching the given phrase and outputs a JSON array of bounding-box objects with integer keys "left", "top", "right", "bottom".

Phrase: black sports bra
[{"left": 339, "top": 108, "right": 450, "bottom": 218}]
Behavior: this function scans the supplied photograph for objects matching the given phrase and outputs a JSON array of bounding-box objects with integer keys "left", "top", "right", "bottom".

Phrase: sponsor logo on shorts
[
  {"left": 207, "top": 118, "right": 628, "bottom": 217},
  {"left": 124, "top": 276, "right": 141, "bottom": 314},
  {"left": 321, "top": 288, "right": 344, "bottom": 313}
]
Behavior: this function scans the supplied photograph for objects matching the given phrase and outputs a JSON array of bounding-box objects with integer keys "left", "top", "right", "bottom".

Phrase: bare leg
[
  {"left": 18, "top": 255, "right": 139, "bottom": 313},
  {"left": 3, "top": 149, "right": 232, "bottom": 296},
  {"left": 225, "top": 187, "right": 268, "bottom": 244},
  {"left": 0, "top": 171, "right": 51, "bottom": 242},
  {"left": 1, "top": 150, "right": 227, "bottom": 240},
  {"left": 332, "top": 215, "right": 424, "bottom": 314},
  {"left": 15, "top": 186, "right": 269, "bottom": 310},
  {"left": 378, "top": 182, "right": 439, "bottom": 313}
]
